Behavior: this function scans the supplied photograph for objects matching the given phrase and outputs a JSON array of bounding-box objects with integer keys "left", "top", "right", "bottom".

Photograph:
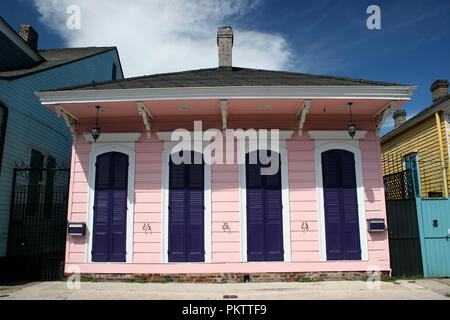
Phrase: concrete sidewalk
[{"left": 0, "top": 278, "right": 449, "bottom": 300}]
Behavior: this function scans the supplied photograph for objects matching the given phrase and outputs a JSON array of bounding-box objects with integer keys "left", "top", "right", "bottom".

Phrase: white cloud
[{"left": 32, "top": 0, "right": 293, "bottom": 77}]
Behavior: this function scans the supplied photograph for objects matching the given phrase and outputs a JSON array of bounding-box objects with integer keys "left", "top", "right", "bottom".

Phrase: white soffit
[{"left": 308, "top": 130, "right": 367, "bottom": 140}]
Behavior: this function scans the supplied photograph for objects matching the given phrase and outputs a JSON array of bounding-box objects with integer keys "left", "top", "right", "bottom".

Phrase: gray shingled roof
[
  {"left": 0, "top": 47, "right": 117, "bottom": 79},
  {"left": 43, "top": 67, "right": 407, "bottom": 92}
]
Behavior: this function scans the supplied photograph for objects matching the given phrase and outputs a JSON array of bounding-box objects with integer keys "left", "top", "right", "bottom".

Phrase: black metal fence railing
[{"left": 6, "top": 167, "right": 70, "bottom": 281}]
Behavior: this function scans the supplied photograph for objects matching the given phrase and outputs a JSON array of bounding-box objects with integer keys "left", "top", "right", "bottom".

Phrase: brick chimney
[
  {"left": 18, "top": 24, "right": 38, "bottom": 50},
  {"left": 393, "top": 109, "right": 407, "bottom": 128},
  {"left": 430, "top": 80, "right": 449, "bottom": 103},
  {"left": 217, "top": 26, "right": 233, "bottom": 68}
]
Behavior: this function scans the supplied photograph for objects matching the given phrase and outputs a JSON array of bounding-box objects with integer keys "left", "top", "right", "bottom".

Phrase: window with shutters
[
  {"left": 91, "top": 151, "right": 128, "bottom": 262},
  {"left": 245, "top": 150, "right": 284, "bottom": 262},
  {"left": 321, "top": 149, "right": 361, "bottom": 260},
  {"left": 168, "top": 151, "right": 205, "bottom": 262}
]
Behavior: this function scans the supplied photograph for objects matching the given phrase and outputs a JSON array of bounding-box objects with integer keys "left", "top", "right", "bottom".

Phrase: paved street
[{"left": 0, "top": 278, "right": 449, "bottom": 300}]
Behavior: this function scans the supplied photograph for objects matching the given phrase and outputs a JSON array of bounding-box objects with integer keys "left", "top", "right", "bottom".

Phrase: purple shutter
[
  {"left": 92, "top": 153, "right": 112, "bottom": 262},
  {"left": 339, "top": 150, "right": 361, "bottom": 260},
  {"left": 92, "top": 152, "right": 128, "bottom": 262},
  {"left": 110, "top": 153, "right": 128, "bottom": 262},
  {"left": 246, "top": 154, "right": 265, "bottom": 261},
  {"left": 92, "top": 189, "right": 110, "bottom": 262},
  {"left": 322, "top": 149, "right": 361, "bottom": 261},
  {"left": 187, "top": 160, "right": 204, "bottom": 262},
  {"left": 264, "top": 153, "right": 284, "bottom": 261},
  {"left": 168, "top": 157, "right": 186, "bottom": 262},
  {"left": 322, "top": 150, "right": 342, "bottom": 260},
  {"left": 168, "top": 151, "right": 204, "bottom": 262},
  {"left": 246, "top": 152, "right": 283, "bottom": 261},
  {"left": 246, "top": 159, "right": 265, "bottom": 261}
]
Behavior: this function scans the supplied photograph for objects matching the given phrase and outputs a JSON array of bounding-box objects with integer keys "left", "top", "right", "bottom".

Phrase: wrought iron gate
[
  {"left": 6, "top": 166, "right": 70, "bottom": 280},
  {"left": 384, "top": 169, "right": 423, "bottom": 277}
]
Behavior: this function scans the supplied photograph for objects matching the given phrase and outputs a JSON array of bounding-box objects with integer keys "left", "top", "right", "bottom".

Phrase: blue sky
[{"left": 1, "top": 0, "right": 449, "bottom": 136}]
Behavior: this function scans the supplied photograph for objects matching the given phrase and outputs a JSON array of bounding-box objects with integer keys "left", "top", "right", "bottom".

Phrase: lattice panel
[
  {"left": 382, "top": 152, "right": 447, "bottom": 199},
  {"left": 383, "top": 169, "right": 415, "bottom": 200}
]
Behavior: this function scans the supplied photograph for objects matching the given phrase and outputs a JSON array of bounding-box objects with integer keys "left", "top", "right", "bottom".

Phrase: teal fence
[
  {"left": 416, "top": 198, "right": 450, "bottom": 278},
  {"left": 383, "top": 152, "right": 450, "bottom": 278}
]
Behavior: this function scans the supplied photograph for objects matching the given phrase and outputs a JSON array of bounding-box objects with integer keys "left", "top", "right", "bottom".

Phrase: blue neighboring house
[{"left": 0, "top": 16, "right": 123, "bottom": 259}]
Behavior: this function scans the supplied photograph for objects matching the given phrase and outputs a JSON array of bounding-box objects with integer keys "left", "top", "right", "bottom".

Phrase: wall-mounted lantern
[
  {"left": 347, "top": 102, "right": 356, "bottom": 139},
  {"left": 91, "top": 105, "right": 101, "bottom": 141}
]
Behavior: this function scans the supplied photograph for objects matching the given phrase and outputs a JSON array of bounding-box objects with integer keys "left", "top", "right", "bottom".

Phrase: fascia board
[{"left": 36, "top": 85, "right": 417, "bottom": 105}]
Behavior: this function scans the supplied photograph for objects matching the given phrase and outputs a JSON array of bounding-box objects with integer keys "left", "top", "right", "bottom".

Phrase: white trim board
[
  {"left": 445, "top": 111, "right": 450, "bottom": 173},
  {"left": 161, "top": 141, "right": 212, "bottom": 263},
  {"left": 313, "top": 140, "right": 369, "bottom": 261},
  {"left": 237, "top": 139, "right": 292, "bottom": 262},
  {"left": 36, "top": 85, "right": 417, "bottom": 105},
  {"left": 83, "top": 132, "right": 141, "bottom": 143},
  {"left": 85, "top": 142, "right": 136, "bottom": 263}
]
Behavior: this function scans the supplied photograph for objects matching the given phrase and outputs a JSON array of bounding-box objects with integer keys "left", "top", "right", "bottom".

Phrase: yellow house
[
  {"left": 380, "top": 80, "right": 450, "bottom": 279},
  {"left": 381, "top": 80, "right": 450, "bottom": 199}
]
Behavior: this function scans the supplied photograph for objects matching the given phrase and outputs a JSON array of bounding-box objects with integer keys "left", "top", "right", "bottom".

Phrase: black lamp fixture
[
  {"left": 91, "top": 106, "right": 101, "bottom": 142},
  {"left": 347, "top": 102, "right": 356, "bottom": 139}
]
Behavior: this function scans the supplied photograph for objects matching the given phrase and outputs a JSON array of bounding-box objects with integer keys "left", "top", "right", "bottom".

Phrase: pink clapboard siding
[
  {"left": 65, "top": 118, "right": 390, "bottom": 274},
  {"left": 132, "top": 136, "right": 164, "bottom": 263}
]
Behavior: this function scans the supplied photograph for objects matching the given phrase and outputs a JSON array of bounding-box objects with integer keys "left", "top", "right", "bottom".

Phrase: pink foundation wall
[{"left": 65, "top": 118, "right": 390, "bottom": 274}]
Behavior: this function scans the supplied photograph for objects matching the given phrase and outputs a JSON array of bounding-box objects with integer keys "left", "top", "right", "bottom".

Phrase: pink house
[{"left": 36, "top": 27, "right": 415, "bottom": 281}]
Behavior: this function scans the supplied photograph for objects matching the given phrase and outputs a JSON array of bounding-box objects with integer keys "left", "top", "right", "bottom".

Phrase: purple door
[
  {"left": 246, "top": 151, "right": 284, "bottom": 261},
  {"left": 92, "top": 152, "right": 128, "bottom": 262},
  {"left": 322, "top": 149, "right": 361, "bottom": 260},
  {"left": 168, "top": 151, "right": 204, "bottom": 262}
]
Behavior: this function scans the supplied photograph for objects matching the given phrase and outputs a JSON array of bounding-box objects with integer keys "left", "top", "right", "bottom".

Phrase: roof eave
[
  {"left": 0, "top": 17, "right": 44, "bottom": 63},
  {"left": 36, "top": 85, "right": 417, "bottom": 105},
  {"left": 380, "top": 96, "right": 450, "bottom": 143},
  {"left": 0, "top": 47, "right": 117, "bottom": 80}
]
